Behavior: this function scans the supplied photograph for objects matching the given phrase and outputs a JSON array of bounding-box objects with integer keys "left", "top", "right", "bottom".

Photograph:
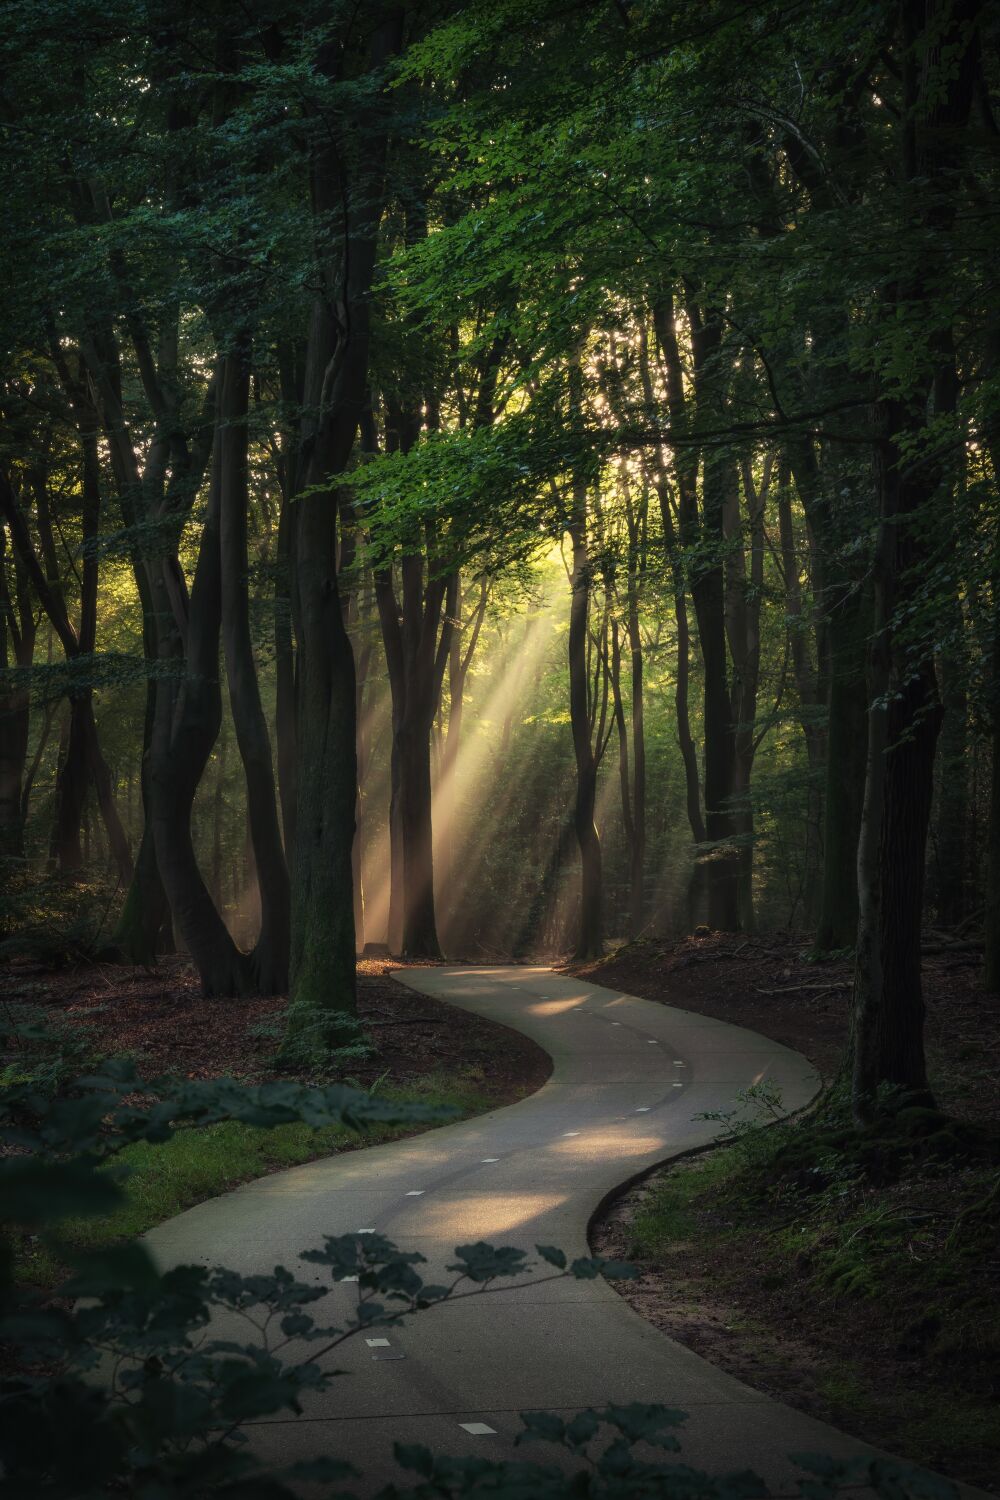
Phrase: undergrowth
[
  {"left": 622, "top": 1088, "right": 1000, "bottom": 1487},
  {"left": 12, "top": 1069, "right": 495, "bottom": 1289}
]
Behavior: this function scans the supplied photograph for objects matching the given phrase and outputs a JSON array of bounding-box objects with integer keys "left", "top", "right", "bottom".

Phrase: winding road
[{"left": 147, "top": 966, "right": 983, "bottom": 1496}]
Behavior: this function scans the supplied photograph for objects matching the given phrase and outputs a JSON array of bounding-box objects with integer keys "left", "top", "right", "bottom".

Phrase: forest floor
[
  {"left": 2, "top": 954, "right": 550, "bottom": 1095},
  {"left": 2, "top": 956, "right": 550, "bottom": 1287},
  {"left": 571, "top": 932, "right": 1000, "bottom": 1493}
]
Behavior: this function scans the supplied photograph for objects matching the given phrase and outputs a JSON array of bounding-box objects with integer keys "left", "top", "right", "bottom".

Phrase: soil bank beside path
[{"left": 569, "top": 933, "right": 1000, "bottom": 1494}]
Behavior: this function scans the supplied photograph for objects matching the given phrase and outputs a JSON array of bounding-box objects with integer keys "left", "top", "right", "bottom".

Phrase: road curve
[{"left": 146, "top": 966, "right": 980, "bottom": 1496}]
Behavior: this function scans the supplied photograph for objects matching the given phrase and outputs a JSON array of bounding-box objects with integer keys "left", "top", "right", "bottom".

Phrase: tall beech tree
[
  {"left": 282, "top": 5, "right": 405, "bottom": 1039},
  {"left": 0, "top": 523, "right": 35, "bottom": 858},
  {"left": 848, "top": 0, "right": 984, "bottom": 1118},
  {"left": 370, "top": 396, "right": 454, "bottom": 961}
]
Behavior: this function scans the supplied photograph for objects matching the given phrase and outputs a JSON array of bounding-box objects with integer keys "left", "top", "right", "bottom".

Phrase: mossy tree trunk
[{"left": 283, "top": 10, "right": 403, "bottom": 1043}]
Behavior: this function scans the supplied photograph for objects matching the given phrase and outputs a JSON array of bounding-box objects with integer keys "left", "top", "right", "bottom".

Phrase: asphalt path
[{"left": 147, "top": 965, "right": 988, "bottom": 1497}]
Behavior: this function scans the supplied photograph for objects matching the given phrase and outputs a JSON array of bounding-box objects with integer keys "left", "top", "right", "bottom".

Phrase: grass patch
[
  {"left": 17, "top": 1070, "right": 493, "bottom": 1288},
  {"left": 629, "top": 1150, "right": 738, "bottom": 1253}
]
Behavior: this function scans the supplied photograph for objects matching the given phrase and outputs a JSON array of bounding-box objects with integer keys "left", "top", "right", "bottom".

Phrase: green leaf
[
  {"left": 2, "top": 1158, "right": 123, "bottom": 1223},
  {"left": 516, "top": 1410, "right": 566, "bottom": 1446},
  {"left": 448, "top": 1241, "right": 529, "bottom": 1282},
  {"left": 394, "top": 1442, "right": 436, "bottom": 1476},
  {"left": 59, "top": 1242, "right": 162, "bottom": 1296},
  {"left": 601, "top": 1402, "right": 687, "bottom": 1446}
]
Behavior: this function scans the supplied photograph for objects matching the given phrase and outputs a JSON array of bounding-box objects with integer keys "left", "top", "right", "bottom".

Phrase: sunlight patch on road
[
  {"left": 527, "top": 997, "right": 585, "bottom": 1016},
  {"left": 410, "top": 1192, "right": 568, "bottom": 1238},
  {"left": 551, "top": 1131, "right": 663, "bottom": 1158}
]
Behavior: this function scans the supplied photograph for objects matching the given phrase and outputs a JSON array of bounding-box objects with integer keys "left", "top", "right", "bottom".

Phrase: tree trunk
[
  {"left": 850, "top": 0, "right": 978, "bottom": 1119},
  {"left": 568, "top": 504, "right": 603, "bottom": 959},
  {"left": 211, "top": 717, "right": 229, "bottom": 910},
  {"left": 398, "top": 704, "right": 439, "bottom": 957},
  {"left": 675, "top": 587, "right": 709, "bottom": 930},
  {"left": 51, "top": 428, "right": 132, "bottom": 884},
  {"left": 352, "top": 643, "right": 372, "bottom": 953},
  {"left": 372, "top": 417, "right": 452, "bottom": 960},
  {"left": 436, "top": 573, "right": 486, "bottom": 942},
  {"left": 816, "top": 605, "right": 870, "bottom": 950},
  {"left": 652, "top": 298, "right": 738, "bottom": 928},
  {"left": 928, "top": 338, "right": 967, "bottom": 929},
  {"left": 726, "top": 459, "right": 767, "bottom": 934},
  {"left": 985, "top": 641, "right": 1000, "bottom": 990},
  {"left": 387, "top": 734, "right": 404, "bottom": 954},
  {"left": 776, "top": 464, "right": 825, "bottom": 925},
  {"left": 80, "top": 696, "right": 133, "bottom": 884},
  {"left": 283, "top": 296, "right": 362, "bottom": 1040},
  {"left": 776, "top": 467, "right": 824, "bottom": 772},
  {"left": 283, "top": 8, "right": 404, "bottom": 1040},
  {"left": 398, "top": 551, "right": 450, "bottom": 958},
  {"left": 51, "top": 703, "right": 87, "bottom": 875},
  {"left": 374, "top": 554, "right": 407, "bottom": 956},
  {"left": 274, "top": 491, "right": 297, "bottom": 860},
  {"left": 78, "top": 287, "right": 218, "bottom": 960},
  {"left": 787, "top": 436, "right": 870, "bottom": 953},
  {"left": 149, "top": 457, "right": 249, "bottom": 997},
  {"left": 113, "top": 819, "right": 170, "bottom": 964},
  {"left": 274, "top": 342, "right": 301, "bottom": 862},
  {"left": 695, "top": 448, "right": 740, "bottom": 931},
  {"left": 850, "top": 403, "right": 942, "bottom": 1120},
  {"left": 608, "top": 618, "right": 635, "bottom": 930},
  {"left": 0, "top": 533, "right": 34, "bottom": 860},
  {"left": 111, "top": 646, "right": 170, "bottom": 963},
  {"left": 933, "top": 648, "right": 968, "bottom": 929},
  {"left": 353, "top": 781, "right": 366, "bottom": 953},
  {"left": 218, "top": 344, "right": 290, "bottom": 993},
  {"left": 983, "top": 470, "right": 1000, "bottom": 990},
  {"left": 1, "top": 454, "right": 132, "bottom": 887},
  {"left": 641, "top": 314, "right": 704, "bottom": 928},
  {"left": 0, "top": 664, "right": 30, "bottom": 861}
]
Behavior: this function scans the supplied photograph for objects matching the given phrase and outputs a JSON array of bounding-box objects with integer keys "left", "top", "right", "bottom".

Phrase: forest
[
  {"left": 2, "top": 1, "right": 999, "bottom": 1496},
  {"left": 3, "top": 0, "right": 997, "bottom": 1110}
]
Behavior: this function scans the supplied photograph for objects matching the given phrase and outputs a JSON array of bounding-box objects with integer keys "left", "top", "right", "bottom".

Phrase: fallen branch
[
  {"left": 364, "top": 1017, "right": 445, "bottom": 1027},
  {"left": 754, "top": 981, "right": 849, "bottom": 995}
]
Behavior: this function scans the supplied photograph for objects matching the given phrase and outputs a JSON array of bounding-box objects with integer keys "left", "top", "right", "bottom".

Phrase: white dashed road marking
[
  {"left": 405, "top": 1190, "right": 425, "bottom": 1196},
  {"left": 460, "top": 1422, "right": 497, "bottom": 1436},
  {"left": 481, "top": 1157, "right": 499, "bottom": 1163},
  {"left": 366, "top": 1336, "right": 405, "bottom": 1361}
]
